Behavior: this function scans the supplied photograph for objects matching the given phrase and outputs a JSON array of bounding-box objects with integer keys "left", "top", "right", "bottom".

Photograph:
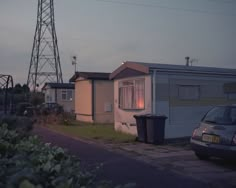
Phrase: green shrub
[
  {"left": 0, "top": 115, "right": 34, "bottom": 135},
  {"left": 0, "top": 125, "right": 94, "bottom": 188},
  {"left": 0, "top": 123, "right": 135, "bottom": 188}
]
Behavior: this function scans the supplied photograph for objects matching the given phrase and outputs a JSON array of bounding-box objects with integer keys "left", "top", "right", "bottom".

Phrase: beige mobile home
[
  {"left": 110, "top": 61, "right": 236, "bottom": 138},
  {"left": 42, "top": 83, "right": 75, "bottom": 112},
  {"left": 70, "top": 72, "right": 114, "bottom": 124}
]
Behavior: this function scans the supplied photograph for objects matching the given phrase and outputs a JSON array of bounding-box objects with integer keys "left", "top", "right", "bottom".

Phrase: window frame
[
  {"left": 118, "top": 78, "right": 145, "bottom": 110},
  {"left": 61, "top": 89, "right": 73, "bottom": 101},
  {"left": 227, "top": 93, "right": 236, "bottom": 100},
  {"left": 178, "top": 85, "right": 200, "bottom": 100}
]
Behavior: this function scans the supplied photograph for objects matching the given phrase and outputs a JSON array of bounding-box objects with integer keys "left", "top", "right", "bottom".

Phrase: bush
[
  {"left": 0, "top": 120, "right": 135, "bottom": 188},
  {"left": 61, "top": 112, "right": 76, "bottom": 126},
  {"left": 0, "top": 125, "right": 95, "bottom": 188},
  {"left": 0, "top": 115, "right": 34, "bottom": 136}
]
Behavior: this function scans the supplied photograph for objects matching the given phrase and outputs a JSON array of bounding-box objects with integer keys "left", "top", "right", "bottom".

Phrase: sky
[{"left": 0, "top": 0, "right": 235, "bottom": 85}]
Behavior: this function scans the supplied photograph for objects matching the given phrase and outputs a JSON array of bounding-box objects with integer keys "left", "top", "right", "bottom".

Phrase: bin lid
[
  {"left": 133, "top": 114, "right": 147, "bottom": 118},
  {"left": 146, "top": 114, "right": 167, "bottom": 119}
]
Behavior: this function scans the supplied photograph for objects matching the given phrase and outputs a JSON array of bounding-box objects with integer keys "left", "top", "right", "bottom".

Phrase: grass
[{"left": 46, "top": 121, "right": 136, "bottom": 144}]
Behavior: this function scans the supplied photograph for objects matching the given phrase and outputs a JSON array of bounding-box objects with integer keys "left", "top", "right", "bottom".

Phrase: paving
[
  {"left": 110, "top": 142, "right": 236, "bottom": 188},
  {"left": 32, "top": 126, "right": 236, "bottom": 188},
  {"left": 106, "top": 141, "right": 236, "bottom": 188}
]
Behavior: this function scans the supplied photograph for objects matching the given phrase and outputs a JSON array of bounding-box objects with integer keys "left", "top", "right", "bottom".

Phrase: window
[
  {"left": 119, "top": 79, "right": 145, "bottom": 110},
  {"left": 61, "top": 89, "right": 73, "bottom": 101},
  {"left": 203, "top": 106, "right": 236, "bottom": 125},
  {"left": 228, "top": 93, "right": 236, "bottom": 100},
  {"left": 178, "top": 85, "right": 200, "bottom": 100}
]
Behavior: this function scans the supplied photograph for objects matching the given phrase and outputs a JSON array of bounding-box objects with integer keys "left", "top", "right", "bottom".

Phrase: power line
[
  {"left": 92, "top": 0, "right": 236, "bottom": 17},
  {"left": 136, "top": 0, "right": 235, "bottom": 5},
  {"left": 206, "top": 0, "right": 235, "bottom": 4}
]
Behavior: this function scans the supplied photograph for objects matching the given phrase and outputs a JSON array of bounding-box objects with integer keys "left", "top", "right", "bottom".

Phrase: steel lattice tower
[{"left": 27, "top": 0, "right": 63, "bottom": 91}]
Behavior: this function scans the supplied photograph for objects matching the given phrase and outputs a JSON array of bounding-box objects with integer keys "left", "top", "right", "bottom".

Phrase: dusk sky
[{"left": 0, "top": 0, "right": 235, "bottom": 85}]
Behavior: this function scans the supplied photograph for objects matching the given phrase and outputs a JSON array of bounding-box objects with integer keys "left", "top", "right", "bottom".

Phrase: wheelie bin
[
  {"left": 146, "top": 115, "right": 167, "bottom": 144},
  {"left": 133, "top": 114, "right": 147, "bottom": 142}
]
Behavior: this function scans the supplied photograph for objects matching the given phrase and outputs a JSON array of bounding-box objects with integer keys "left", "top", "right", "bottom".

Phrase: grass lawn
[{"left": 46, "top": 121, "right": 136, "bottom": 143}]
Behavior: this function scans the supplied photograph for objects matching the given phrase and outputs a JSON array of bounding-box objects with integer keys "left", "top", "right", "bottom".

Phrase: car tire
[{"left": 195, "top": 152, "right": 209, "bottom": 160}]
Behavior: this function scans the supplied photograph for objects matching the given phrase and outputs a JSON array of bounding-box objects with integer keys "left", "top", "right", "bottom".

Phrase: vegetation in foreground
[
  {"left": 0, "top": 116, "right": 135, "bottom": 188},
  {"left": 0, "top": 124, "right": 95, "bottom": 188}
]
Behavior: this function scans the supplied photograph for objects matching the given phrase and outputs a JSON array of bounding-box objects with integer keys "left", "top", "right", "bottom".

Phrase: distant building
[
  {"left": 70, "top": 72, "right": 114, "bottom": 124},
  {"left": 42, "top": 83, "right": 75, "bottom": 112},
  {"left": 110, "top": 61, "right": 236, "bottom": 138}
]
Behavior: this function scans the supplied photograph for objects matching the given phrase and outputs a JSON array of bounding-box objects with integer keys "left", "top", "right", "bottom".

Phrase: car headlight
[
  {"left": 192, "top": 129, "right": 197, "bottom": 138},
  {"left": 192, "top": 127, "right": 200, "bottom": 138}
]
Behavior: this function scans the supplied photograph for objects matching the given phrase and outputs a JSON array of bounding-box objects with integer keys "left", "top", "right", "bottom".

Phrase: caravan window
[
  {"left": 178, "top": 85, "right": 200, "bottom": 100},
  {"left": 119, "top": 79, "right": 145, "bottom": 110},
  {"left": 61, "top": 89, "right": 73, "bottom": 101}
]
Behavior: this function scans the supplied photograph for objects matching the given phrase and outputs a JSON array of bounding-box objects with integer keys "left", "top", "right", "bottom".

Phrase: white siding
[
  {"left": 155, "top": 73, "right": 236, "bottom": 138},
  {"left": 114, "top": 75, "right": 152, "bottom": 135}
]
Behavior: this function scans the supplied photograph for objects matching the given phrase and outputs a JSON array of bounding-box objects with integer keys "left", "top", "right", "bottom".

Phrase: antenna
[
  {"left": 185, "top": 56, "right": 199, "bottom": 66},
  {"left": 27, "top": 0, "right": 63, "bottom": 92},
  {"left": 190, "top": 58, "right": 199, "bottom": 66},
  {"left": 72, "top": 55, "right": 77, "bottom": 73}
]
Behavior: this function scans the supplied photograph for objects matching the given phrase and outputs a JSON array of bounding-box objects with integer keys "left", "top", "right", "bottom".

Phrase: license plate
[{"left": 202, "top": 134, "right": 220, "bottom": 143}]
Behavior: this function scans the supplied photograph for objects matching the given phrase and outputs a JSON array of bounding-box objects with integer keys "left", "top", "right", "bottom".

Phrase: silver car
[{"left": 190, "top": 105, "right": 236, "bottom": 160}]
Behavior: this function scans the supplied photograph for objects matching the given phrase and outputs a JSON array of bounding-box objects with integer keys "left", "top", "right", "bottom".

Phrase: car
[
  {"left": 39, "top": 102, "right": 64, "bottom": 114},
  {"left": 190, "top": 104, "right": 236, "bottom": 160},
  {"left": 15, "top": 102, "right": 34, "bottom": 117}
]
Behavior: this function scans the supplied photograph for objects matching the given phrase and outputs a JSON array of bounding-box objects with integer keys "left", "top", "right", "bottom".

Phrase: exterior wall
[
  {"left": 75, "top": 80, "right": 93, "bottom": 122},
  {"left": 56, "top": 88, "right": 75, "bottom": 112},
  {"left": 94, "top": 80, "right": 114, "bottom": 123},
  {"left": 114, "top": 75, "right": 152, "bottom": 135},
  {"left": 44, "top": 87, "right": 56, "bottom": 103},
  {"left": 44, "top": 87, "right": 75, "bottom": 112},
  {"left": 154, "top": 73, "right": 236, "bottom": 138},
  {"left": 113, "top": 72, "right": 236, "bottom": 138}
]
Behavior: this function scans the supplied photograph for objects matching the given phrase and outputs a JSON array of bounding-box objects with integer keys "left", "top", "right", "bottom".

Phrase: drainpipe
[
  {"left": 152, "top": 70, "right": 157, "bottom": 114},
  {"left": 55, "top": 88, "right": 57, "bottom": 103},
  {"left": 91, "top": 80, "right": 95, "bottom": 122}
]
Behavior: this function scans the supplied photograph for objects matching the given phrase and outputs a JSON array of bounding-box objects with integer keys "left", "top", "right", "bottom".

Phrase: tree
[
  {"left": 14, "top": 83, "right": 22, "bottom": 94},
  {"left": 22, "top": 84, "right": 30, "bottom": 93},
  {"left": 29, "top": 92, "right": 44, "bottom": 106},
  {"left": 13, "top": 83, "right": 30, "bottom": 94}
]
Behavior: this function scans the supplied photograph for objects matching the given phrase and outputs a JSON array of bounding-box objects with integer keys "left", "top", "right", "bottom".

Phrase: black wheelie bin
[
  {"left": 133, "top": 114, "right": 147, "bottom": 142},
  {"left": 146, "top": 115, "right": 167, "bottom": 144}
]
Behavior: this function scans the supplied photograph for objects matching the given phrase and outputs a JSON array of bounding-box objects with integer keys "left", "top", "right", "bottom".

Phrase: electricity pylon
[{"left": 27, "top": 0, "right": 63, "bottom": 91}]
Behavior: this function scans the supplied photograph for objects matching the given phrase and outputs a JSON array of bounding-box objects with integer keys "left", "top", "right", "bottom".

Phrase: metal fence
[{"left": 0, "top": 74, "right": 14, "bottom": 115}]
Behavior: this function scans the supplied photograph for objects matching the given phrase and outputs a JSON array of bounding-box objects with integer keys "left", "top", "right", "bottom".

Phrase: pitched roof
[
  {"left": 42, "top": 83, "right": 75, "bottom": 90},
  {"left": 110, "top": 61, "right": 236, "bottom": 80},
  {"left": 132, "top": 61, "right": 236, "bottom": 73},
  {"left": 69, "top": 72, "right": 111, "bottom": 82}
]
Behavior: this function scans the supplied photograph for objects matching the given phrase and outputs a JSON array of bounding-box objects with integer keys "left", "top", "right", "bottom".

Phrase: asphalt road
[{"left": 32, "top": 126, "right": 209, "bottom": 188}]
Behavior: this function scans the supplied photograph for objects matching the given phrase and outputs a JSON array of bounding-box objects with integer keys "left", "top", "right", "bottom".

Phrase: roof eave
[{"left": 110, "top": 61, "right": 149, "bottom": 80}]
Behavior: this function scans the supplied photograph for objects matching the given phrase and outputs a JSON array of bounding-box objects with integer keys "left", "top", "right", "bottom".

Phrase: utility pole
[{"left": 27, "top": 0, "right": 63, "bottom": 91}]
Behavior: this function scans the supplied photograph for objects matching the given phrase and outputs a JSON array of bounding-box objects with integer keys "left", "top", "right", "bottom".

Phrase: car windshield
[{"left": 203, "top": 106, "right": 236, "bottom": 125}]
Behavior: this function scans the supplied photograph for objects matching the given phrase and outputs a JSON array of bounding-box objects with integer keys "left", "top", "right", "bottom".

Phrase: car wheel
[{"left": 195, "top": 152, "right": 209, "bottom": 160}]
